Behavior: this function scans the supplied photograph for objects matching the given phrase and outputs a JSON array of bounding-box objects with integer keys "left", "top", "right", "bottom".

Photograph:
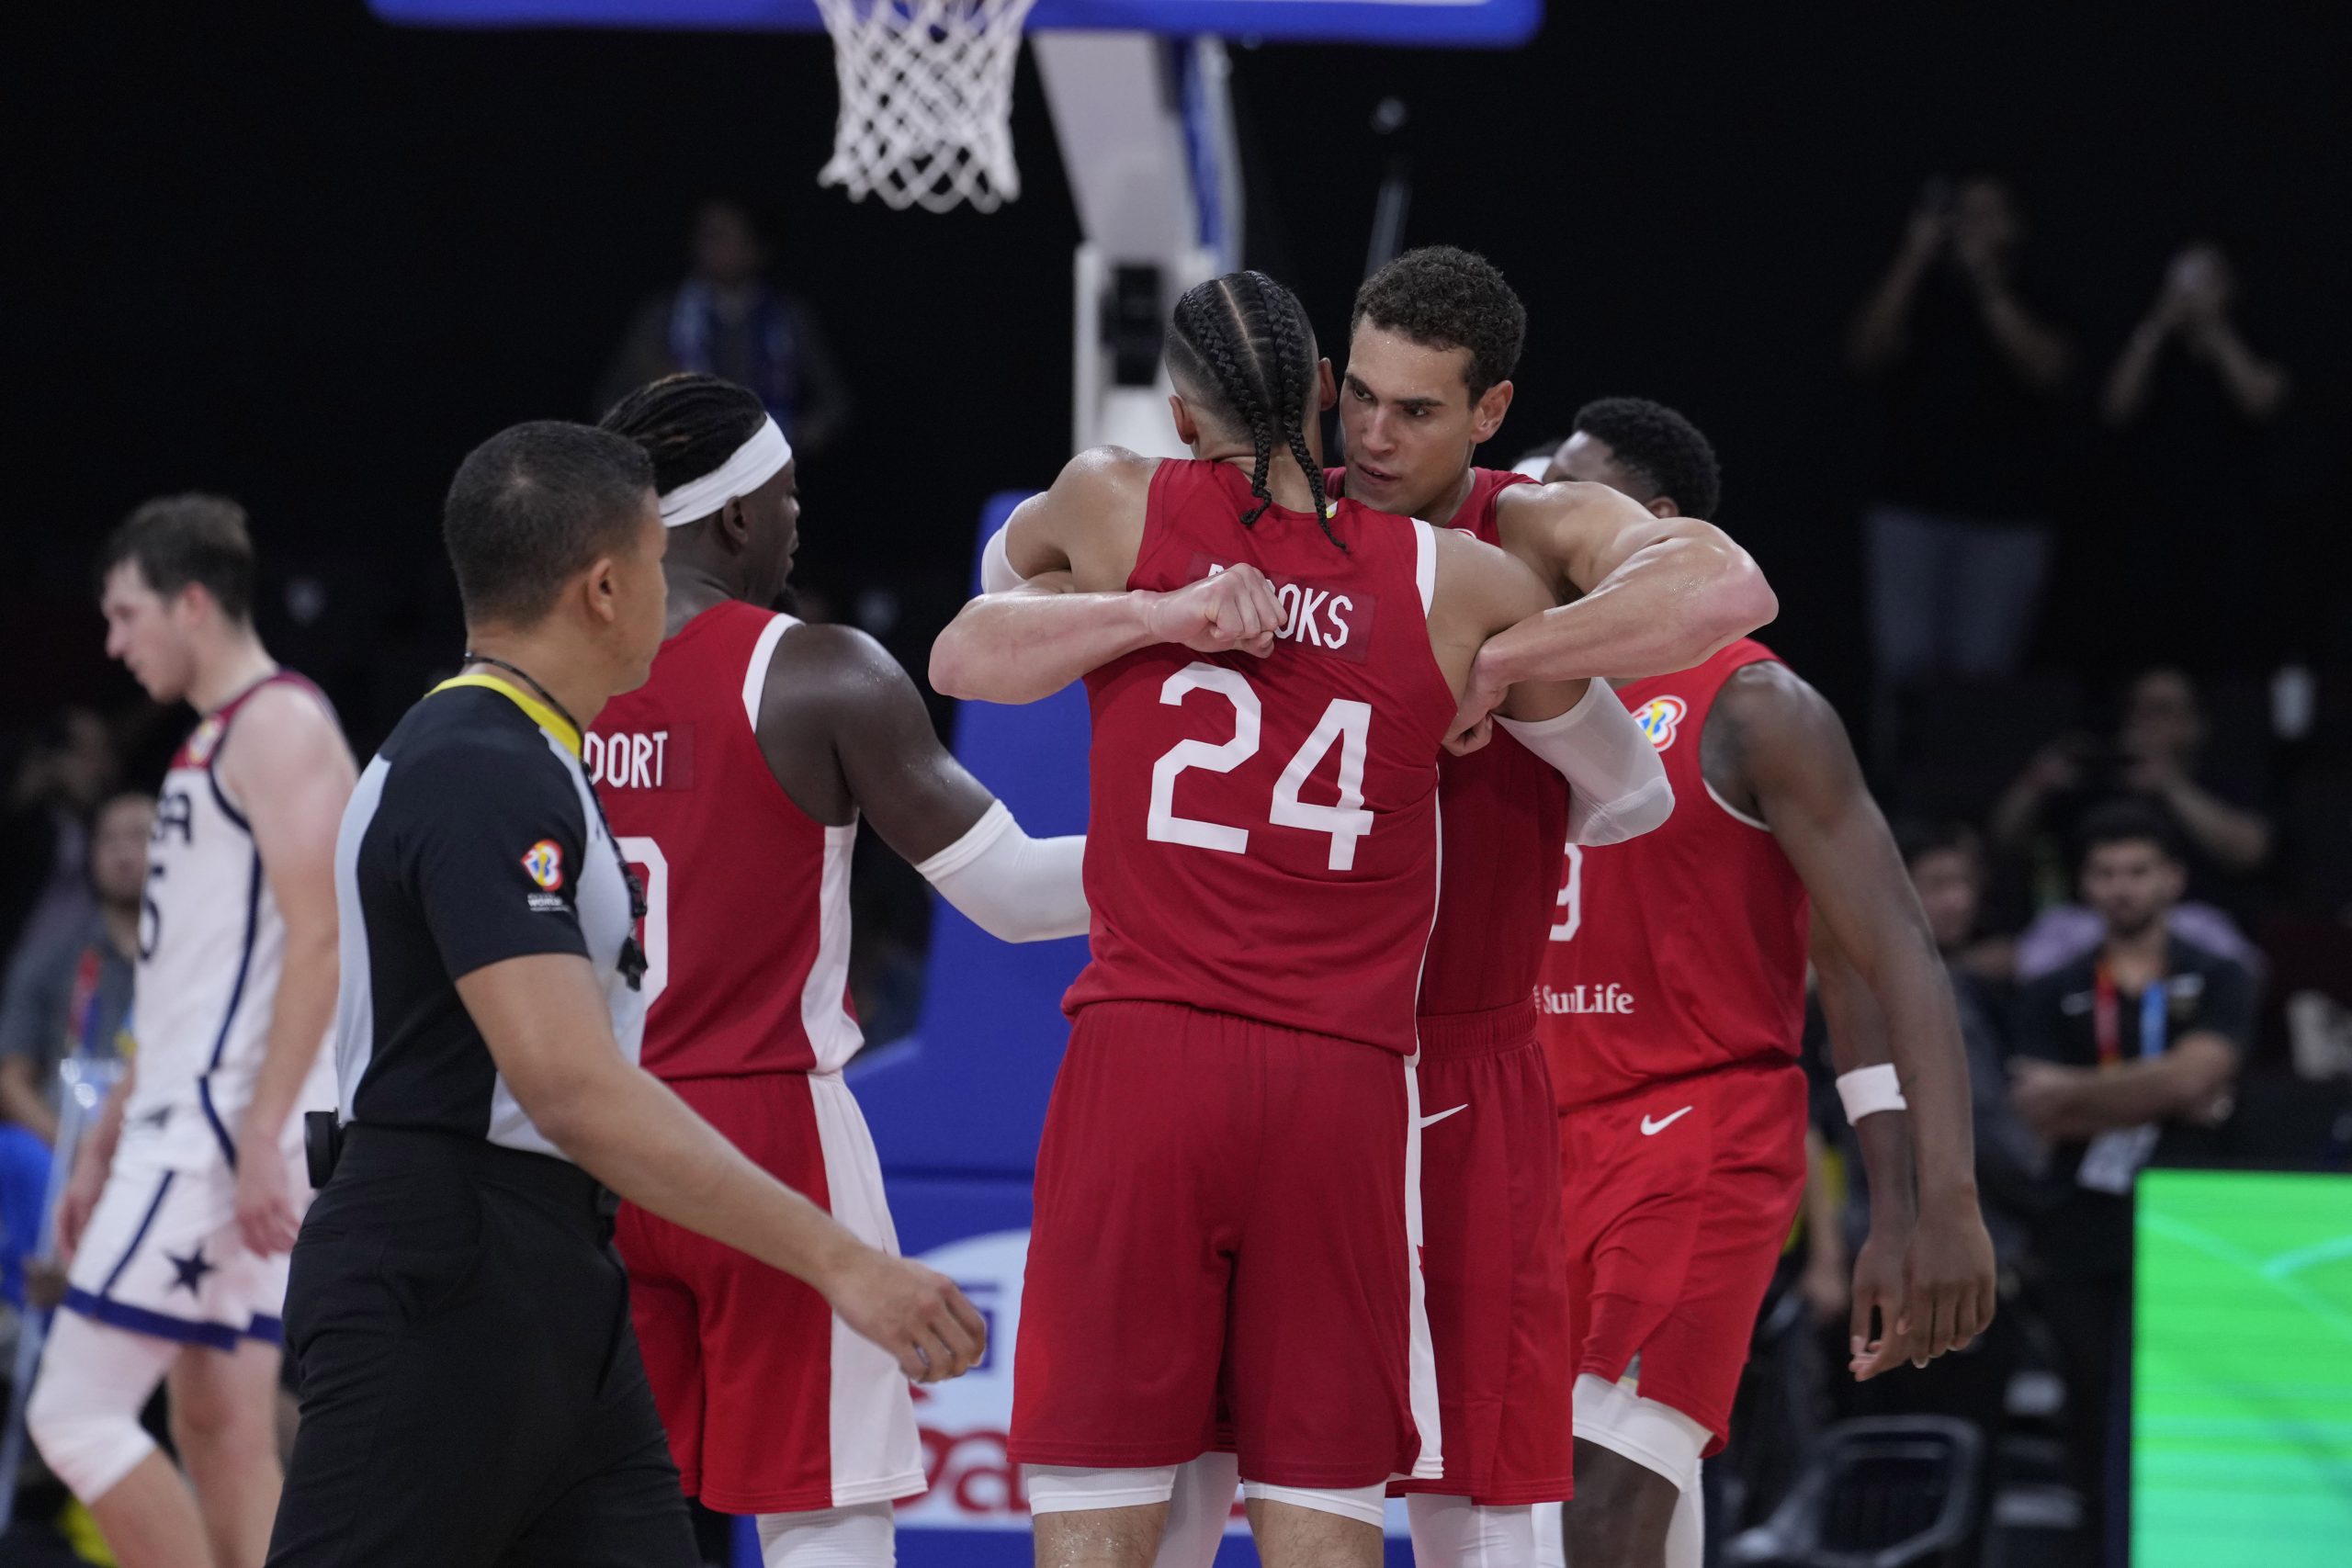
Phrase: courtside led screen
[{"left": 2132, "top": 1168, "right": 2352, "bottom": 1566}]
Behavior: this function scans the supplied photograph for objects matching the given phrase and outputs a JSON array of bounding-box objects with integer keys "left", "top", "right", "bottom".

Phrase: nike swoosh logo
[
  {"left": 1419, "top": 1105, "right": 1468, "bottom": 1131},
  {"left": 1640, "top": 1107, "right": 1694, "bottom": 1136}
]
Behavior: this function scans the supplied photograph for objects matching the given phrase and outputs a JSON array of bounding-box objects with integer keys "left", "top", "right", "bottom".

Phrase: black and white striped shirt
[{"left": 331, "top": 674, "right": 644, "bottom": 1161}]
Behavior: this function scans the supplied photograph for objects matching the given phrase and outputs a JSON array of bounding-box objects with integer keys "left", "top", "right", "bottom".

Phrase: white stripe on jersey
[{"left": 741, "top": 610, "right": 863, "bottom": 1076}]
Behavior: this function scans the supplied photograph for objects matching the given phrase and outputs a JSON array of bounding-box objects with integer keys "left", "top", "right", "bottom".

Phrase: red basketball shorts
[
  {"left": 616, "top": 1071, "right": 923, "bottom": 1514},
  {"left": 1392, "top": 1000, "right": 1576, "bottom": 1506},
  {"left": 1559, "top": 1057, "right": 1808, "bottom": 1454},
  {"left": 1010, "top": 1001, "right": 1442, "bottom": 1489}
]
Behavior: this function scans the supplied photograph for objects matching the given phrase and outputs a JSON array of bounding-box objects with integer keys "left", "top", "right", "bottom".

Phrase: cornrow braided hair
[
  {"left": 598, "top": 372, "right": 768, "bottom": 498},
  {"left": 1166, "top": 271, "right": 1345, "bottom": 552}
]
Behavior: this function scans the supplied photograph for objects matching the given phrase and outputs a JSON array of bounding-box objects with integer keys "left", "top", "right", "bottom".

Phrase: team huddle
[{"left": 27, "top": 246, "right": 1996, "bottom": 1568}]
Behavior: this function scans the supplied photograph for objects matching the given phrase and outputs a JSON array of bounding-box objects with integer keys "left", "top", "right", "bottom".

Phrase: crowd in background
[{"left": 3, "top": 185, "right": 2346, "bottom": 1567}]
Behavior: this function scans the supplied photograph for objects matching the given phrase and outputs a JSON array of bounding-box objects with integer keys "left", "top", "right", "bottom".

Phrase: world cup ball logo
[
  {"left": 1634, "top": 694, "right": 1689, "bottom": 751},
  {"left": 521, "top": 840, "right": 565, "bottom": 891}
]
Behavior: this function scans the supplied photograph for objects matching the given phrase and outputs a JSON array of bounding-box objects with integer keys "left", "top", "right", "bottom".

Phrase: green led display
[{"left": 2133, "top": 1168, "right": 2352, "bottom": 1565}]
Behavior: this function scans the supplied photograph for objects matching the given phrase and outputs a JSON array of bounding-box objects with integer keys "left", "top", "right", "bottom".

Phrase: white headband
[{"left": 657, "top": 417, "right": 794, "bottom": 526}]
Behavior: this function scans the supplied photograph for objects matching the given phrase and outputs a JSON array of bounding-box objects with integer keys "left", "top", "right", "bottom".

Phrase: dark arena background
[{"left": 5, "top": 3, "right": 2349, "bottom": 1566}]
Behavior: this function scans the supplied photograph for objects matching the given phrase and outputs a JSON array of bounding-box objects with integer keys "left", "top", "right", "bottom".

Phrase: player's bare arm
[
  {"left": 2007, "top": 1033, "right": 2237, "bottom": 1144},
  {"left": 1809, "top": 920, "right": 1928, "bottom": 1378},
  {"left": 457, "top": 951, "right": 988, "bottom": 1383},
  {"left": 1471, "top": 479, "right": 1776, "bottom": 685},
  {"left": 1709, "top": 661, "right": 1996, "bottom": 1366},
  {"left": 763, "top": 621, "right": 1089, "bottom": 942},
  {"left": 216, "top": 683, "right": 357, "bottom": 1255},
  {"left": 930, "top": 446, "right": 1283, "bottom": 704},
  {"left": 55, "top": 1065, "right": 132, "bottom": 1264},
  {"left": 1426, "top": 525, "right": 1591, "bottom": 747}
]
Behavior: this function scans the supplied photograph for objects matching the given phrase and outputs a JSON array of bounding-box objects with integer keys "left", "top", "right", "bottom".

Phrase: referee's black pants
[{"left": 266, "top": 1126, "right": 695, "bottom": 1568}]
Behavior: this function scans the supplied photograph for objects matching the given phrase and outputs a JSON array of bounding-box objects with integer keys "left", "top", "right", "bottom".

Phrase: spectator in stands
[
  {"left": 2102, "top": 243, "right": 2290, "bottom": 429},
  {"left": 1849, "top": 175, "right": 2073, "bottom": 686},
  {"left": 2009, "top": 800, "right": 2250, "bottom": 1564},
  {"left": 2098, "top": 242, "right": 2293, "bottom": 671},
  {"left": 598, "top": 198, "right": 853, "bottom": 456},
  {"left": 1996, "top": 669, "right": 2274, "bottom": 974},
  {"left": 0, "top": 792, "right": 149, "bottom": 1145},
  {"left": 0, "top": 708, "right": 120, "bottom": 966}
]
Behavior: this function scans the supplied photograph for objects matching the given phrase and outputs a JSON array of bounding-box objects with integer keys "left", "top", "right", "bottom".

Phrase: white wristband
[{"left": 1837, "top": 1063, "right": 1908, "bottom": 1123}]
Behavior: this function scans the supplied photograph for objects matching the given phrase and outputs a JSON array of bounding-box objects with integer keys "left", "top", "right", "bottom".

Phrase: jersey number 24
[{"left": 1145, "top": 661, "right": 1375, "bottom": 872}]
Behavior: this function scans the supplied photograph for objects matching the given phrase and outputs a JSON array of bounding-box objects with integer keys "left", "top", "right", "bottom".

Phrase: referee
[{"left": 266, "top": 422, "right": 984, "bottom": 1567}]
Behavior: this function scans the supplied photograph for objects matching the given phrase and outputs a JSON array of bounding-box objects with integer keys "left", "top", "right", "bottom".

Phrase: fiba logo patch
[
  {"left": 520, "top": 840, "right": 564, "bottom": 892},
  {"left": 184, "top": 716, "right": 224, "bottom": 767},
  {"left": 1634, "top": 694, "right": 1689, "bottom": 751}
]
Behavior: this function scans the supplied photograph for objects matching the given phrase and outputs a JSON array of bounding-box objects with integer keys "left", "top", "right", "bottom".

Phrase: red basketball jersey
[
  {"left": 1062, "top": 458, "right": 1455, "bottom": 1055},
  {"left": 1538, "top": 639, "right": 1810, "bottom": 1107},
  {"left": 1329, "top": 466, "right": 1569, "bottom": 1017},
  {"left": 589, "top": 600, "right": 861, "bottom": 1078}
]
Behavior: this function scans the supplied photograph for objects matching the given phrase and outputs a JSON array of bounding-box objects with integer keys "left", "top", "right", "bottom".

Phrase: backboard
[{"left": 370, "top": 0, "right": 1544, "bottom": 49}]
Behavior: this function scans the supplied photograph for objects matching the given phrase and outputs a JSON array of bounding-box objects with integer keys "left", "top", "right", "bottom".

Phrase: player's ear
[
  {"left": 1168, "top": 393, "right": 1202, "bottom": 446},
  {"left": 1471, "top": 378, "right": 1514, "bottom": 444},
  {"left": 1317, "top": 358, "right": 1337, "bottom": 412},
  {"left": 1648, "top": 496, "right": 1683, "bottom": 519},
  {"left": 719, "top": 496, "right": 752, "bottom": 552}
]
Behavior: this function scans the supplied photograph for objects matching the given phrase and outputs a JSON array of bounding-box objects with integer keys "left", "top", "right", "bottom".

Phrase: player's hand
[
  {"left": 1143, "top": 567, "right": 1283, "bottom": 658},
  {"left": 1897, "top": 1199, "right": 1997, "bottom": 1369},
  {"left": 1445, "top": 656, "right": 1510, "bottom": 755},
  {"left": 1846, "top": 1223, "right": 1912, "bottom": 1381},
  {"left": 53, "top": 1156, "right": 107, "bottom": 1266},
  {"left": 829, "top": 1249, "right": 989, "bottom": 1385},
  {"left": 233, "top": 1143, "right": 304, "bottom": 1256}
]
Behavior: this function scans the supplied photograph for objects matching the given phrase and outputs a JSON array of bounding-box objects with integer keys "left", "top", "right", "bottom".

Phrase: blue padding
[
  {"left": 850, "top": 493, "right": 1090, "bottom": 1183},
  {"left": 369, "top": 0, "right": 1543, "bottom": 48},
  {"left": 0, "top": 1122, "right": 53, "bottom": 1309}
]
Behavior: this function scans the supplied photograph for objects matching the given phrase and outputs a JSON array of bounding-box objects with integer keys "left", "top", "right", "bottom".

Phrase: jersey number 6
[{"left": 1145, "top": 661, "right": 1375, "bottom": 872}]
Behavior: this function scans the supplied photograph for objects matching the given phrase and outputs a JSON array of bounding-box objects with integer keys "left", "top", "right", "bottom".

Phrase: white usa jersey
[{"left": 126, "top": 673, "right": 339, "bottom": 1170}]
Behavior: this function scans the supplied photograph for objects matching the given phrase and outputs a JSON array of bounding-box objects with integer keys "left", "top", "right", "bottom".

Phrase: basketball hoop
[{"left": 815, "top": 0, "right": 1039, "bottom": 214}]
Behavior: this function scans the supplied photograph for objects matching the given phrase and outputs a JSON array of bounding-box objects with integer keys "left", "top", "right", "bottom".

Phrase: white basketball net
[{"left": 815, "top": 0, "right": 1040, "bottom": 214}]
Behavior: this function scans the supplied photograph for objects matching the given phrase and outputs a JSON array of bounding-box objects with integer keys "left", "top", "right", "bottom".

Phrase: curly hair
[
  {"left": 1165, "top": 271, "right": 1342, "bottom": 549},
  {"left": 1350, "top": 246, "right": 1526, "bottom": 401},
  {"left": 1572, "top": 396, "right": 1723, "bottom": 519}
]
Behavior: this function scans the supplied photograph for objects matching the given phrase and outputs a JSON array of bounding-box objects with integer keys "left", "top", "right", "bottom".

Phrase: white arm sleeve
[
  {"left": 1496, "top": 682, "right": 1676, "bottom": 846},
  {"left": 912, "top": 800, "right": 1090, "bottom": 943},
  {"left": 980, "top": 525, "right": 1029, "bottom": 593}
]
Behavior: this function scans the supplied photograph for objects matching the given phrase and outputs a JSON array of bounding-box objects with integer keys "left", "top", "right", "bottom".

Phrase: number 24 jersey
[{"left": 1062, "top": 458, "right": 1456, "bottom": 1055}]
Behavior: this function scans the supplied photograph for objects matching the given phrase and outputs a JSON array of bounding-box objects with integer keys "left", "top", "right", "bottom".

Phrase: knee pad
[
  {"left": 1408, "top": 1495, "right": 1539, "bottom": 1567},
  {"left": 1570, "top": 1372, "right": 1710, "bottom": 1494},
  {"left": 1240, "top": 1480, "right": 1387, "bottom": 1529},
  {"left": 755, "top": 1502, "right": 895, "bottom": 1568},
  {"left": 26, "top": 1367, "right": 159, "bottom": 1503},
  {"left": 26, "top": 1311, "right": 175, "bottom": 1503},
  {"left": 1023, "top": 1463, "right": 1180, "bottom": 1516}
]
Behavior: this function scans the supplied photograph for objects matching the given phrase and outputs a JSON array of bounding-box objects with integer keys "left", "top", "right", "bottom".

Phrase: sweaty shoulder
[
  {"left": 1703, "top": 657, "right": 1850, "bottom": 806},
  {"left": 763, "top": 620, "right": 910, "bottom": 719},
  {"left": 1491, "top": 479, "right": 1652, "bottom": 597},
  {"left": 1009, "top": 445, "right": 1159, "bottom": 589},
  {"left": 755, "top": 620, "right": 926, "bottom": 826}
]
